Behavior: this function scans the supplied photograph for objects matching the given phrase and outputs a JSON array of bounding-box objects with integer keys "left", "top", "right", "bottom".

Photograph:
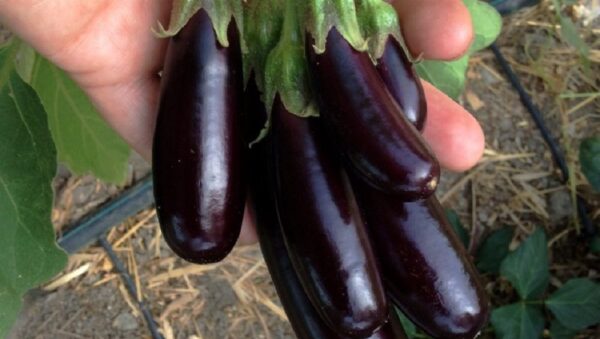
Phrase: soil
[{"left": 6, "top": 4, "right": 600, "bottom": 339}]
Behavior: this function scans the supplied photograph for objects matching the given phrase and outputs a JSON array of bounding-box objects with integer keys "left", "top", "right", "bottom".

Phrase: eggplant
[
  {"left": 376, "top": 38, "right": 426, "bottom": 131},
  {"left": 152, "top": 10, "right": 245, "bottom": 264},
  {"left": 306, "top": 29, "right": 439, "bottom": 199},
  {"left": 245, "top": 83, "right": 406, "bottom": 339},
  {"left": 254, "top": 194, "right": 407, "bottom": 339},
  {"left": 352, "top": 179, "right": 490, "bottom": 339},
  {"left": 270, "top": 97, "right": 388, "bottom": 337}
]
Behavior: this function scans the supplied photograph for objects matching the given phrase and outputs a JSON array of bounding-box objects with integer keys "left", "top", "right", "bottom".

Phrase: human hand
[{"left": 0, "top": 0, "right": 483, "bottom": 245}]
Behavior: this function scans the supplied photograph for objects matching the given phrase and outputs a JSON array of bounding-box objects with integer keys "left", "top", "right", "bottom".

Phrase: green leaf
[
  {"left": 491, "top": 303, "right": 545, "bottom": 339},
  {"left": 580, "top": 136, "right": 600, "bottom": 192},
  {"left": 415, "top": 0, "right": 502, "bottom": 99},
  {"left": 590, "top": 236, "right": 600, "bottom": 253},
  {"left": 500, "top": 228, "right": 549, "bottom": 299},
  {"left": 14, "top": 43, "right": 36, "bottom": 83},
  {"left": 546, "top": 278, "right": 600, "bottom": 330},
  {"left": 0, "top": 39, "right": 20, "bottom": 86},
  {"left": 469, "top": 1, "right": 503, "bottom": 52},
  {"left": 445, "top": 208, "right": 470, "bottom": 248},
  {"left": 416, "top": 55, "right": 469, "bottom": 100},
  {"left": 0, "top": 70, "right": 68, "bottom": 338},
  {"left": 30, "top": 55, "right": 130, "bottom": 184},
  {"left": 394, "top": 308, "right": 417, "bottom": 339},
  {"left": 550, "top": 320, "right": 577, "bottom": 339},
  {"left": 558, "top": 16, "right": 589, "bottom": 58},
  {"left": 476, "top": 227, "right": 514, "bottom": 274}
]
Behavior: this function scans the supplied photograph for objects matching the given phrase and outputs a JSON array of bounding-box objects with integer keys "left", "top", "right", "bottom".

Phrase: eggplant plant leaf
[
  {"left": 476, "top": 227, "right": 513, "bottom": 274},
  {"left": 580, "top": 136, "right": 600, "bottom": 192},
  {"left": 416, "top": 56, "right": 469, "bottom": 100},
  {"left": 445, "top": 208, "right": 470, "bottom": 248},
  {"left": 416, "top": 0, "right": 501, "bottom": 99},
  {"left": 500, "top": 228, "right": 549, "bottom": 299},
  {"left": 0, "top": 70, "right": 67, "bottom": 338},
  {"left": 491, "top": 303, "right": 545, "bottom": 339},
  {"left": 30, "top": 55, "right": 130, "bottom": 184},
  {"left": 468, "top": 0, "right": 503, "bottom": 52},
  {"left": 394, "top": 308, "right": 417, "bottom": 339},
  {"left": 550, "top": 320, "right": 577, "bottom": 339},
  {"left": 545, "top": 278, "right": 600, "bottom": 330},
  {"left": 590, "top": 236, "right": 600, "bottom": 253}
]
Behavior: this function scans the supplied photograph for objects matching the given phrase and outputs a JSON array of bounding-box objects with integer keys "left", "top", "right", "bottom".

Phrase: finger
[
  {"left": 390, "top": 0, "right": 473, "bottom": 60},
  {"left": 237, "top": 201, "right": 258, "bottom": 246},
  {"left": 422, "top": 81, "right": 485, "bottom": 172}
]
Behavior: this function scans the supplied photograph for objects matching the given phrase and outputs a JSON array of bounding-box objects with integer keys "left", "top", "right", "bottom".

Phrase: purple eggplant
[
  {"left": 152, "top": 10, "right": 245, "bottom": 264},
  {"left": 249, "top": 140, "right": 406, "bottom": 339},
  {"left": 245, "top": 83, "right": 406, "bottom": 339},
  {"left": 270, "top": 97, "right": 388, "bottom": 337},
  {"left": 306, "top": 29, "right": 439, "bottom": 199},
  {"left": 376, "top": 38, "right": 426, "bottom": 131},
  {"left": 352, "top": 178, "right": 489, "bottom": 339}
]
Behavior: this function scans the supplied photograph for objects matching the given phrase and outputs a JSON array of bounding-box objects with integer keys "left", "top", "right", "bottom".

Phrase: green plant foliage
[
  {"left": 491, "top": 303, "right": 545, "bottom": 339},
  {"left": 156, "top": 0, "right": 245, "bottom": 51},
  {"left": 590, "top": 236, "right": 600, "bottom": 253},
  {"left": 394, "top": 308, "right": 417, "bottom": 339},
  {"left": 579, "top": 136, "right": 600, "bottom": 192},
  {"left": 558, "top": 16, "right": 589, "bottom": 58},
  {"left": 500, "top": 228, "right": 549, "bottom": 299},
  {"left": 30, "top": 55, "right": 130, "bottom": 184},
  {"left": 0, "top": 70, "right": 67, "bottom": 338},
  {"left": 416, "top": 56, "right": 469, "bottom": 100},
  {"left": 545, "top": 278, "right": 600, "bottom": 330},
  {"left": 550, "top": 320, "right": 577, "bottom": 339},
  {"left": 466, "top": 0, "right": 503, "bottom": 52},
  {"left": 476, "top": 227, "right": 513, "bottom": 274},
  {"left": 416, "top": 0, "right": 502, "bottom": 99},
  {"left": 550, "top": 0, "right": 589, "bottom": 59},
  {"left": 445, "top": 208, "right": 470, "bottom": 248}
]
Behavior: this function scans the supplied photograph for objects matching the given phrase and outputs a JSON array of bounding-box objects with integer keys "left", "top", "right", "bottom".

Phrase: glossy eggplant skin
[
  {"left": 306, "top": 29, "right": 439, "bottom": 199},
  {"left": 245, "top": 85, "right": 406, "bottom": 339},
  {"left": 352, "top": 179, "right": 490, "bottom": 339},
  {"left": 152, "top": 10, "right": 245, "bottom": 264},
  {"left": 376, "top": 38, "right": 426, "bottom": 131},
  {"left": 270, "top": 97, "right": 388, "bottom": 337}
]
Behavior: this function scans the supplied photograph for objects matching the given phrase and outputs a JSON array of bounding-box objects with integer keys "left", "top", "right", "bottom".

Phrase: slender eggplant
[
  {"left": 352, "top": 178, "right": 490, "bottom": 339},
  {"left": 245, "top": 84, "right": 406, "bottom": 339},
  {"left": 306, "top": 29, "right": 439, "bottom": 199},
  {"left": 270, "top": 97, "right": 388, "bottom": 337},
  {"left": 376, "top": 38, "right": 426, "bottom": 131},
  {"left": 152, "top": 10, "right": 245, "bottom": 264}
]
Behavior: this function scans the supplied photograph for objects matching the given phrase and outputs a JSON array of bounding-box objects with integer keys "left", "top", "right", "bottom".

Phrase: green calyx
[
  {"left": 160, "top": 0, "right": 407, "bottom": 140},
  {"left": 305, "top": 0, "right": 366, "bottom": 54},
  {"left": 355, "top": 0, "right": 404, "bottom": 61},
  {"left": 155, "top": 0, "right": 245, "bottom": 50}
]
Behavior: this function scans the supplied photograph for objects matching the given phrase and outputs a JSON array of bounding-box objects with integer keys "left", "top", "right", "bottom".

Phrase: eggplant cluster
[{"left": 153, "top": 8, "right": 489, "bottom": 339}]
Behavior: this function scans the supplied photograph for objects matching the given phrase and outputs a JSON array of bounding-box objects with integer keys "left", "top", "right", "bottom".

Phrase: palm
[
  {"left": 4, "top": 1, "right": 165, "bottom": 83},
  {"left": 0, "top": 0, "right": 170, "bottom": 156}
]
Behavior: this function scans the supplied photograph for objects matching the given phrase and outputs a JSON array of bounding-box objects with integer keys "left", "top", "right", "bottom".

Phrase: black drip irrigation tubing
[
  {"left": 58, "top": 175, "right": 154, "bottom": 254},
  {"left": 99, "top": 236, "right": 163, "bottom": 339},
  {"left": 491, "top": 43, "right": 596, "bottom": 237},
  {"left": 57, "top": 175, "right": 162, "bottom": 339}
]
